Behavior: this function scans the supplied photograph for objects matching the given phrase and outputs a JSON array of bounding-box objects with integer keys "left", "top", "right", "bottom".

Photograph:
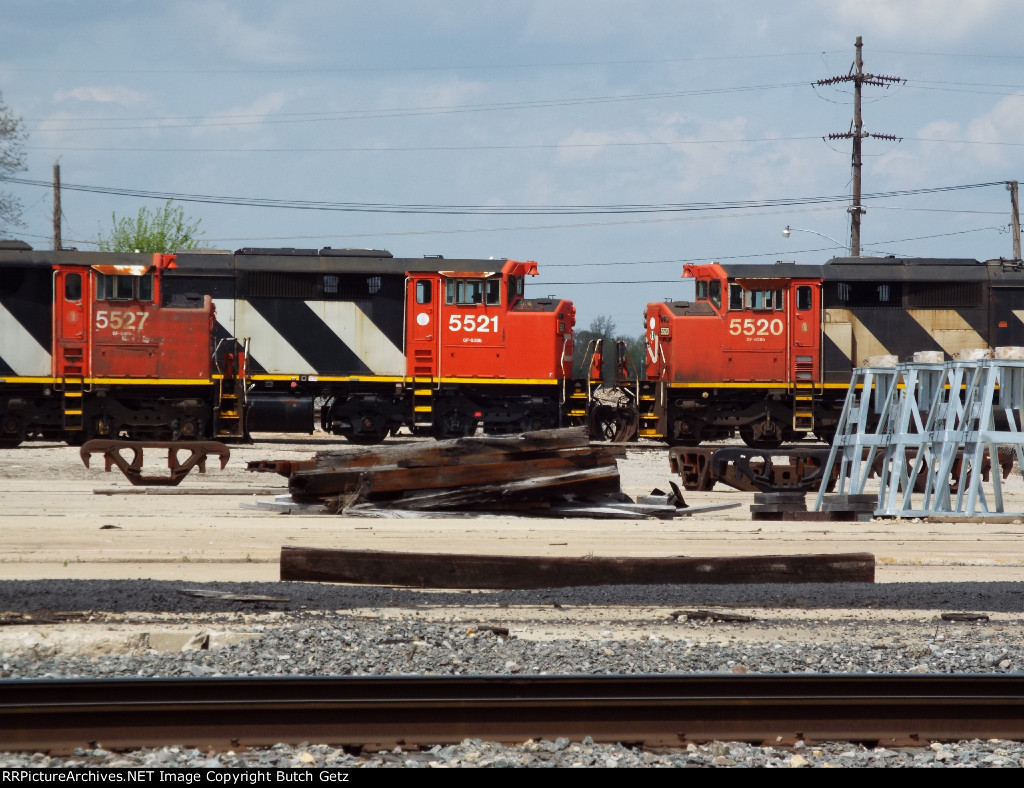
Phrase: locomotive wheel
[
  {"left": 739, "top": 426, "right": 783, "bottom": 450},
  {"left": 588, "top": 405, "right": 618, "bottom": 441},
  {"left": 0, "top": 414, "right": 24, "bottom": 448},
  {"left": 347, "top": 412, "right": 389, "bottom": 445},
  {"left": 814, "top": 430, "right": 836, "bottom": 446},
  {"left": 434, "top": 408, "right": 478, "bottom": 439}
]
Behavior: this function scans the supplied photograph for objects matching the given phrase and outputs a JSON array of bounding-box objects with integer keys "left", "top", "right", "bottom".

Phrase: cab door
[
  {"left": 789, "top": 280, "right": 821, "bottom": 386},
  {"left": 53, "top": 267, "right": 90, "bottom": 377},
  {"left": 405, "top": 274, "right": 440, "bottom": 377}
]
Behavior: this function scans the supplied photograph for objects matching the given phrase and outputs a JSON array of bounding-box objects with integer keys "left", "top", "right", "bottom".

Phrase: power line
[
  {"left": 23, "top": 83, "right": 808, "bottom": 133},
  {"left": 0, "top": 175, "right": 1003, "bottom": 217},
  {"left": 23, "top": 136, "right": 823, "bottom": 154},
  {"left": 22, "top": 134, "right": 1024, "bottom": 155},
  {"left": 0, "top": 51, "right": 845, "bottom": 76}
]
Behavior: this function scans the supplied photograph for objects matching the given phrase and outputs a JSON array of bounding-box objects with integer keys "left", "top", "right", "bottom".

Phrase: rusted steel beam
[
  {"left": 279, "top": 546, "right": 875, "bottom": 587},
  {"left": 80, "top": 440, "right": 229, "bottom": 486}
]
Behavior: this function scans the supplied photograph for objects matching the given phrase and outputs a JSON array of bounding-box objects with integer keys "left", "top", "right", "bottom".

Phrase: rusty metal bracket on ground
[
  {"left": 669, "top": 446, "right": 836, "bottom": 493},
  {"left": 80, "top": 440, "right": 230, "bottom": 486}
]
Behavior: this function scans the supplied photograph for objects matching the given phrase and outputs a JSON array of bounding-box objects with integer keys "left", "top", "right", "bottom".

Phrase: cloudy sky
[{"left": 3, "top": 1, "right": 1024, "bottom": 335}]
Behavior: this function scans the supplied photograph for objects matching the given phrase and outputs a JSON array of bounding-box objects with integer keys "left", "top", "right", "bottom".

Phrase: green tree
[
  {"left": 96, "top": 200, "right": 206, "bottom": 253},
  {"left": 0, "top": 92, "right": 28, "bottom": 234}
]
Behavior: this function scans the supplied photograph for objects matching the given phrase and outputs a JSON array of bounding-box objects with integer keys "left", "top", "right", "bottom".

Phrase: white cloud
[
  {"left": 830, "top": 0, "right": 1016, "bottom": 44},
  {"left": 173, "top": 1, "right": 307, "bottom": 65},
  {"left": 193, "top": 91, "right": 293, "bottom": 138},
  {"left": 874, "top": 94, "right": 1024, "bottom": 182},
  {"left": 52, "top": 86, "right": 147, "bottom": 105}
]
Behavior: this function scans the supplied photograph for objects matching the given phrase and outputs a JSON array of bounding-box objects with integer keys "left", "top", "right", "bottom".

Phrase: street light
[{"left": 782, "top": 225, "right": 846, "bottom": 250}]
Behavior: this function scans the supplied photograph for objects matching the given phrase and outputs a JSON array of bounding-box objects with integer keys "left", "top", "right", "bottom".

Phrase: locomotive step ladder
[
  {"left": 565, "top": 379, "right": 590, "bottom": 420},
  {"left": 214, "top": 338, "right": 249, "bottom": 440},
  {"left": 412, "top": 377, "right": 434, "bottom": 429},
  {"left": 61, "top": 375, "right": 84, "bottom": 432},
  {"left": 58, "top": 345, "right": 86, "bottom": 433},
  {"left": 637, "top": 380, "right": 662, "bottom": 439},
  {"left": 792, "top": 384, "right": 816, "bottom": 432}
]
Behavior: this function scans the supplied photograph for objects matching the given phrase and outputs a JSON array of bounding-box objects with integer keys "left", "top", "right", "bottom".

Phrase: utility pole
[
  {"left": 52, "top": 162, "right": 61, "bottom": 251},
  {"left": 817, "top": 36, "right": 902, "bottom": 257},
  {"left": 1008, "top": 180, "right": 1021, "bottom": 261}
]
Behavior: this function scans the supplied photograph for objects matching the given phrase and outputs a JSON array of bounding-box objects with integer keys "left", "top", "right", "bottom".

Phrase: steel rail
[{"left": 3, "top": 674, "right": 1024, "bottom": 753}]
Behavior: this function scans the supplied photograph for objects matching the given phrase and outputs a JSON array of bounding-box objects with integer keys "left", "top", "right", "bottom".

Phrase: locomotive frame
[
  {"left": 6, "top": 237, "right": 1022, "bottom": 452},
  {"left": 639, "top": 255, "right": 1024, "bottom": 447},
  {"left": 0, "top": 242, "right": 586, "bottom": 447}
]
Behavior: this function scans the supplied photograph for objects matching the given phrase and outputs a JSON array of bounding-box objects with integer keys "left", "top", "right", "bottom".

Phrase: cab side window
[
  {"left": 796, "top": 285, "right": 812, "bottom": 311},
  {"left": 709, "top": 280, "right": 722, "bottom": 309},
  {"left": 95, "top": 273, "right": 154, "bottom": 302},
  {"left": 64, "top": 273, "right": 82, "bottom": 301}
]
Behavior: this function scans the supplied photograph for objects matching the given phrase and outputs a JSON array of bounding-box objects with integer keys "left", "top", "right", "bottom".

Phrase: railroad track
[{"left": 4, "top": 674, "right": 1024, "bottom": 753}]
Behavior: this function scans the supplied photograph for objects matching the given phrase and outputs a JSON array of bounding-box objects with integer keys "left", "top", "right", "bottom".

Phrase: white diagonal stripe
[
  {"left": 0, "top": 303, "right": 50, "bottom": 375},
  {"left": 212, "top": 298, "right": 236, "bottom": 338},
  {"left": 305, "top": 300, "right": 405, "bottom": 375},
  {"left": 233, "top": 301, "right": 311, "bottom": 373},
  {"left": 907, "top": 309, "right": 986, "bottom": 356}
]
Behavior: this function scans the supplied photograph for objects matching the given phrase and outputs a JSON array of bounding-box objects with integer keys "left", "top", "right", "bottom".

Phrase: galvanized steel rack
[{"left": 815, "top": 352, "right": 1024, "bottom": 518}]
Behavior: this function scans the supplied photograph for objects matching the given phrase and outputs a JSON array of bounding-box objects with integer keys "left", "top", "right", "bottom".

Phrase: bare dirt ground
[
  {"left": 1, "top": 431, "right": 1024, "bottom": 584},
  {"left": 2, "top": 432, "right": 1024, "bottom": 656}
]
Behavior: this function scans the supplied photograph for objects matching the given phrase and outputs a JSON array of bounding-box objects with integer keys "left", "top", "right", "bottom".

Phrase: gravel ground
[
  {"left": 1, "top": 578, "right": 1023, "bottom": 768},
  {"left": 3, "top": 436, "right": 1024, "bottom": 768}
]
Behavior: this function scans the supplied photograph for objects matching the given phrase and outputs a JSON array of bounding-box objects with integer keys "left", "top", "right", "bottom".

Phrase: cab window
[
  {"left": 96, "top": 273, "right": 154, "bottom": 302},
  {"left": 796, "top": 285, "right": 812, "bottom": 312},
  {"left": 748, "top": 289, "right": 783, "bottom": 310},
  {"left": 445, "top": 278, "right": 497, "bottom": 306},
  {"left": 709, "top": 280, "right": 722, "bottom": 309},
  {"left": 64, "top": 273, "right": 82, "bottom": 301},
  {"left": 485, "top": 278, "right": 500, "bottom": 305}
]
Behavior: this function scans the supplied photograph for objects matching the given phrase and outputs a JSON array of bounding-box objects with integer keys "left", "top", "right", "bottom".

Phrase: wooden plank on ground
[
  {"left": 279, "top": 546, "right": 876, "bottom": 587},
  {"left": 312, "top": 427, "right": 590, "bottom": 470},
  {"left": 289, "top": 448, "right": 616, "bottom": 499},
  {"left": 369, "top": 465, "right": 621, "bottom": 510}
]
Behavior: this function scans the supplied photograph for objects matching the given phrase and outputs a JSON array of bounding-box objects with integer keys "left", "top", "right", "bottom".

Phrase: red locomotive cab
[
  {"left": 650, "top": 262, "right": 823, "bottom": 386},
  {"left": 405, "top": 260, "right": 574, "bottom": 381},
  {"left": 645, "top": 263, "right": 729, "bottom": 383},
  {"left": 55, "top": 254, "right": 216, "bottom": 382}
]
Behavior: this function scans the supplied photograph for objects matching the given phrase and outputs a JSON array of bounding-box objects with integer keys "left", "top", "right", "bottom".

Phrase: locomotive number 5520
[{"left": 728, "top": 318, "right": 783, "bottom": 337}]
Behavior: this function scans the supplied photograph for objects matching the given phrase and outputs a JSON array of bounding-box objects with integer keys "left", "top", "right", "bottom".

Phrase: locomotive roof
[
  {"left": 0, "top": 244, "right": 511, "bottom": 275},
  {"left": 713, "top": 256, "right": 1005, "bottom": 283},
  {"left": 173, "top": 248, "right": 510, "bottom": 275}
]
